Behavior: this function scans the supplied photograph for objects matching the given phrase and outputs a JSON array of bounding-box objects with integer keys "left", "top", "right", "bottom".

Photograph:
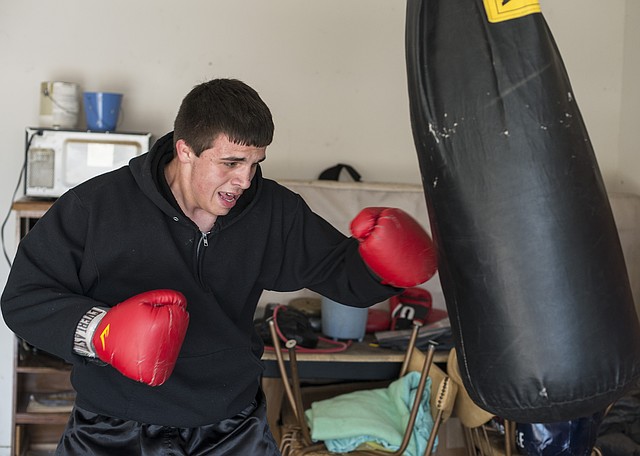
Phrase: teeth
[{"left": 221, "top": 192, "right": 235, "bottom": 202}]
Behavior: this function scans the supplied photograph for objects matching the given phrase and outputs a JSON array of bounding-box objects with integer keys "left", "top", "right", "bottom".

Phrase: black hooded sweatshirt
[{"left": 1, "top": 132, "right": 398, "bottom": 427}]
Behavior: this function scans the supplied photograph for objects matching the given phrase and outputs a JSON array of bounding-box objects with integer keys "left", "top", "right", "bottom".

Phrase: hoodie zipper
[
  {"left": 195, "top": 231, "right": 211, "bottom": 285},
  {"left": 197, "top": 231, "right": 210, "bottom": 257}
]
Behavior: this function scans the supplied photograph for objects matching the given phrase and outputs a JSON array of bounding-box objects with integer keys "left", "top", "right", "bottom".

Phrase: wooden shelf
[
  {"left": 11, "top": 198, "right": 55, "bottom": 212},
  {"left": 15, "top": 411, "right": 71, "bottom": 426},
  {"left": 11, "top": 201, "right": 71, "bottom": 456},
  {"left": 12, "top": 349, "right": 72, "bottom": 455},
  {"left": 17, "top": 347, "right": 70, "bottom": 372},
  {"left": 14, "top": 370, "right": 73, "bottom": 424}
]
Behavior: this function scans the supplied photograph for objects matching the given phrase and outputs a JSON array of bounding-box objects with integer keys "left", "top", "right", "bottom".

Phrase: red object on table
[{"left": 366, "top": 308, "right": 391, "bottom": 333}]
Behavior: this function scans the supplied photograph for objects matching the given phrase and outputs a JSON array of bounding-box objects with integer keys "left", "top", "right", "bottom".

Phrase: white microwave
[{"left": 25, "top": 128, "right": 152, "bottom": 198}]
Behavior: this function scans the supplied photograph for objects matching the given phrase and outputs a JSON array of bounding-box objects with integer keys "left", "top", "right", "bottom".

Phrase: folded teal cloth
[{"left": 304, "top": 372, "right": 435, "bottom": 456}]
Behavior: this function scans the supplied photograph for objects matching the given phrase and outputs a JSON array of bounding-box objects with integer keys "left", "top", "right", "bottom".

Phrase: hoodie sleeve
[
  {"left": 1, "top": 191, "right": 103, "bottom": 364},
  {"left": 267, "top": 190, "right": 401, "bottom": 307}
]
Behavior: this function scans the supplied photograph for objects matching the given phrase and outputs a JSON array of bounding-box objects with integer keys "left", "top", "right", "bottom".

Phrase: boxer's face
[{"left": 173, "top": 134, "right": 266, "bottom": 229}]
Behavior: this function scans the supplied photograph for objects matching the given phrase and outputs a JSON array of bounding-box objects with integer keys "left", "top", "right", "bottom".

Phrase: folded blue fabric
[{"left": 304, "top": 372, "right": 435, "bottom": 455}]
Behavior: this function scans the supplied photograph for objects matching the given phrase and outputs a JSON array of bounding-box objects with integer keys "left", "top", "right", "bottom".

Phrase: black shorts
[{"left": 55, "top": 391, "right": 281, "bottom": 455}]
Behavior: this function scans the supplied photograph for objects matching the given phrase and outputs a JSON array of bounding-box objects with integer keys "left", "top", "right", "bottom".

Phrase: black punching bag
[{"left": 405, "top": 0, "right": 640, "bottom": 422}]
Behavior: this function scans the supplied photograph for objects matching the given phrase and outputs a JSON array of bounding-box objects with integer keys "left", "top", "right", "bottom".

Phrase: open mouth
[
  {"left": 218, "top": 192, "right": 242, "bottom": 209},
  {"left": 220, "top": 192, "right": 238, "bottom": 203}
]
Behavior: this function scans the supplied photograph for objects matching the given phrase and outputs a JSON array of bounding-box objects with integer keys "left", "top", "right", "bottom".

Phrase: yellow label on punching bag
[{"left": 483, "top": 0, "right": 541, "bottom": 23}]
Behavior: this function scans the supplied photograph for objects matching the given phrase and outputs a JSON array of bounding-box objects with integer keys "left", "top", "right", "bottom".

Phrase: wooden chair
[
  {"left": 268, "top": 320, "right": 458, "bottom": 456},
  {"left": 446, "top": 348, "right": 514, "bottom": 456}
]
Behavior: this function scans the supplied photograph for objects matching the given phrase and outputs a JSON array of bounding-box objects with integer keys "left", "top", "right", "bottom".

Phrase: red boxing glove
[
  {"left": 350, "top": 207, "right": 437, "bottom": 287},
  {"left": 87, "top": 290, "right": 189, "bottom": 386}
]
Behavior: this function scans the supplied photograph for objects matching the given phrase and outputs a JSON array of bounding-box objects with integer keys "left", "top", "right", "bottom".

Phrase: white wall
[{"left": 0, "top": 0, "right": 637, "bottom": 452}]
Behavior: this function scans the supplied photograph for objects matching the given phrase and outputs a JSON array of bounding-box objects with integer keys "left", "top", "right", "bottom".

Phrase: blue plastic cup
[
  {"left": 83, "top": 92, "right": 123, "bottom": 132},
  {"left": 321, "top": 297, "right": 368, "bottom": 341}
]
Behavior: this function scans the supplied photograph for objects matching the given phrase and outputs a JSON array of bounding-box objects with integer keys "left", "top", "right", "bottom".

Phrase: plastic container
[
  {"left": 83, "top": 92, "right": 123, "bottom": 132},
  {"left": 39, "top": 81, "right": 80, "bottom": 129},
  {"left": 321, "top": 297, "right": 368, "bottom": 341}
]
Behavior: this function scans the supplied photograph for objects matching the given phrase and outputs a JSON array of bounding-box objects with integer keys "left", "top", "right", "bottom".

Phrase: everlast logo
[
  {"left": 100, "top": 324, "right": 110, "bottom": 351},
  {"left": 73, "top": 307, "right": 107, "bottom": 358},
  {"left": 483, "top": 0, "right": 541, "bottom": 23}
]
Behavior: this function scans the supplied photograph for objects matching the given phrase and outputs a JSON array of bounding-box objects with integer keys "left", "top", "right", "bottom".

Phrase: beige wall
[
  {"left": 619, "top": 0, "right": 640, "bottom": 194},
  {"left": 0, "top": 1, "right": 637, "bottom": 452},
  {"left": 542, "top": 1, "right": 625, "bottom": 188}
]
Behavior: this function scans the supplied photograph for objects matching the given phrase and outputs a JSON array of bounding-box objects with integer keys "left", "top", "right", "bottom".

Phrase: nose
[{"left": 232, "top": 166, "right": 253, "bottom": 189}]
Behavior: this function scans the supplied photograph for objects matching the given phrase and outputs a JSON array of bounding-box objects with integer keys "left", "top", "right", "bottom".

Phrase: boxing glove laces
[{"left": 73, "top": 289, "right": 189, "bottom": 386}]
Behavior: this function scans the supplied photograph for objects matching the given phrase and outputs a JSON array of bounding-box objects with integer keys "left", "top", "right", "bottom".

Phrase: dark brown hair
[{"left": 173, "top": 79, "right": 274, "bottom": 156}]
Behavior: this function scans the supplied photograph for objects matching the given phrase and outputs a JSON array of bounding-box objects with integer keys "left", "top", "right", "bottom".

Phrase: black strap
[{"left": 318, "top": 164, "right": 362, "bottom": 182}]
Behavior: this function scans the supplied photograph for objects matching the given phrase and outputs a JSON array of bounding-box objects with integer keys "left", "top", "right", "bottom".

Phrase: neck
[{"left": 164, "top": 159, "right": 217, "bottom": 231}]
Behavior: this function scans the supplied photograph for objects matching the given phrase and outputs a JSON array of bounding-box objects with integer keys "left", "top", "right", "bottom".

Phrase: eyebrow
[{"left": 221, "top": 156, "right": 266, "bottom": 163}]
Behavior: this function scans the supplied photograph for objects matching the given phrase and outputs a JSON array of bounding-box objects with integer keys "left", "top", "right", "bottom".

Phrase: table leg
[{"left": 262, "top": 377, "right": 285, "bottom": 444}]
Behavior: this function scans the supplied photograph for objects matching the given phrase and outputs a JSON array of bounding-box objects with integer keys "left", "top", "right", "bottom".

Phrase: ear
[{"left": 175, "top": 139, "right": 195, "bottom": 163}]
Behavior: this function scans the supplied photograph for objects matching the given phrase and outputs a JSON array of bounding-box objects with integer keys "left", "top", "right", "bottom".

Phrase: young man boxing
[{"left": 2, "top": 78, "right": 436, "bottom": 455}]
